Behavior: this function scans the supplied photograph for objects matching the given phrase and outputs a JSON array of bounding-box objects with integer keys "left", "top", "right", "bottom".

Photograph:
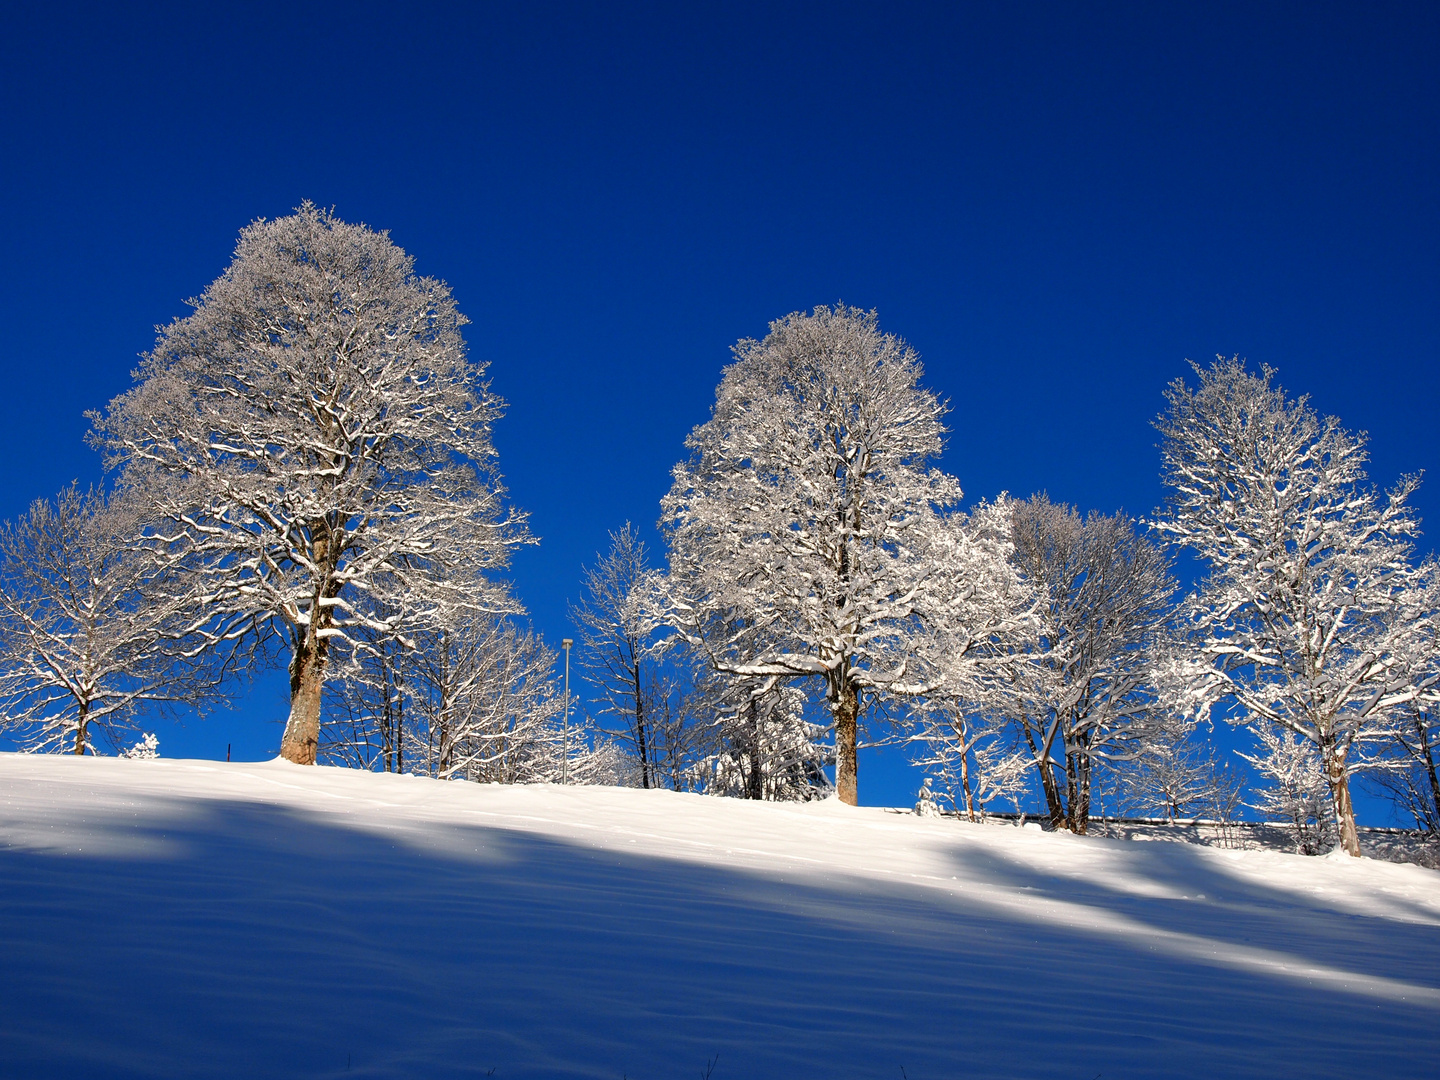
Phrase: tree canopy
[{"left": 90, "top": 204, "right": 528, "bottom": 763}]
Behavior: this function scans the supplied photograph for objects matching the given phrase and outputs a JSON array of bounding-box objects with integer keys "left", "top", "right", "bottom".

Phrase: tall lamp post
[{"left": 561, "top": 638, "right": 573, "bottom": 785}]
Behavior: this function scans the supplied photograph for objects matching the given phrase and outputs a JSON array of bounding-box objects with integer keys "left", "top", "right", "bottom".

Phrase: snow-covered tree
[
  {"left": 120, "top": 732, "right": 161, "bottom": 760},
  {"left": 661, "top": 305, "right": 971, "bottom": 805},
  {"left": 571, "top": 524, "right": 668, "bottom": 787},
  {"left": 0, "top": 484, "right": 245, "bottom": 754},
  {"left": 904, "top": 497, "right": 1036, "bottom": 819},
  {"left": 910, "top": 702, "right": 1034, "bottom": 821},
  {"left": 1153, "top": 356, "right": 1436, "bottom": 856},
  {"left": 1240, "top": 722, "right": 1338, "bottom": 854},
  {"left": 1114, "top": 720, "right": 1245, "bottom": 825},
  {"left": 321, "top": 614, "right": 411, "bottom": 772},
  {"left": 90, "top": 204, "right": 528, "bottom": 764},
  {"left": 987, "top": 495, "right": 1177, "bottom": 833},
  {"left": 637, "top": 664, "right": 710, "bottom": 792},
  {"left": 566, "top": 735, "right": 643, "bottom": 787},
  {"left": 413, "top": 617, "right": 565, "bottom": 783},
  {"left": 688, "top": 670, "right": 831, "bottom": 801},
  {"left": 321, "top": 598, "right": 566, "bottom": 783}
]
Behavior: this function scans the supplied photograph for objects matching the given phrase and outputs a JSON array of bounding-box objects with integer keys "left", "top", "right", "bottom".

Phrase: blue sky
[{"left": 1, "top": 2, "right": 1436, "bottom": 815}]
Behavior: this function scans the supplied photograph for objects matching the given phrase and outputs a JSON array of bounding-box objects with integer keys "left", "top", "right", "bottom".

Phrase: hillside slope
[{"left": 1, "top": 754, "right": 1437, "bottom": 1079}]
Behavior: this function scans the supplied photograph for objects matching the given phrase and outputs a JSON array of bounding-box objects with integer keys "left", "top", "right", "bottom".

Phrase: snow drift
[{"left": 1, "top": 754, "right": 1437, "bottom": 1079}]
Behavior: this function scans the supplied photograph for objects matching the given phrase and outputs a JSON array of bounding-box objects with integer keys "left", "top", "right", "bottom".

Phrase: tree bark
[
  {"left": 1064, "top": 757, "right": 1081, "bottom": 834},
  {"left": 835, "top": 681, "right": 859, "bottom": 806},
  {"left": 73, "top": 700, "right": 89, "bottom": 755},
  {"left": 281, "top": 628, "right": 329, "bottom": 764},
  {"left": 280, "top": 524, "right": 338, "bottom": 766},
  {"left": 633, "top": 662, "right": 651, "bottom": 789},
  {"left": 1023, "top": 715, "right": 1066, "bottom": 829},
  {"left": 956, "top": 710, "right": 977, "bottom": 822},
  {"left": 1417, "top": 715, "right": 1440, "bottom": 833},
  {"left": 1072, "top": 750, "right": 1092, "bottom": 835},
  {"left": 744, "top": 697, "right": 765, "bottom": 800},
  {"left": 1322, "top": 735, "right": 1362, "bottom": 857}
]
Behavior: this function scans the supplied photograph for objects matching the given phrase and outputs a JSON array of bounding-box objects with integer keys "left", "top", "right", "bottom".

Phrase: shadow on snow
[{"left": 1, "top": 796, "right": 1437, "bottom": 1080}]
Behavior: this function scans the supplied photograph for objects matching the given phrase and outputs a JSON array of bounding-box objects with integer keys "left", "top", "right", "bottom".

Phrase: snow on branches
[
  {"left": 89, "top": 204, "right": 529, "bottom": 764},
  {"left": 323, "top": 613, "right": 568, "bottom": 782},
  {"left": 571, "top": 524, "right": 671, "bottom": 788},
  {"left": 907, "top": 495, "right": 1184, "bottom": 830},
  {"left": 1153, "top": 356, "right": 1438, "bottom": 855},
  {"left": 0, "top": 484, "right": 245, "bottom": 754},
  {"left": 992, "top": 495, "right": 1178, "bottom": 833},
  {"left": 660, "top": 305, "right": 1017, "bottom": 804}
]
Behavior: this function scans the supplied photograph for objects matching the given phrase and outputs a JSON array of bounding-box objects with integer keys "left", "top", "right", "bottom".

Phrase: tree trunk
[
  {"left": 1417, "top": 715, "right": 1440, "bottom": 833},
  {"left": 1064, "top": 756, "right": 1081, "bottom": 833},
  {"left": 381, "top": 655, "right": 398, "bottom": 772},
  {"left": 956, "top": 710, "right": 977, "bottom": 822},
  {"left": 281, "top": 629, "right": 329, "bottom": 764},
  {"left": 73, "top": 700, "right": 89, "bottom": 755},
  {"left": 1072, "top": 750, "right": 1091, "bottom": 836},
  {"left": 835, "top": 681, "right": 859, "bottom": 806},
  {"left": 382, "top": 700, "right": 393, "bottom": 773},
  {"left": 833, "top": 507, "right": 860, "bottom": 807},
  {"left": 633, "top": 663, "right": 651, "bottom": 789},
  {"left": 437, "top": 708, "right": 451, "bottom": 777},
  {"left": 281, "top": 524, "right": 339, "bottom": 767},
  {"left": 745, "top": 697, "right": 765, "bottom": 800},
  {"left": 396, "top": 689, "right": 404, "bottom": 774},
  {"left": 1322, "top": 736, "right": 1362, "bottom": 857},
  {"left": 1024, "top": 716, "right": 1066, "bottom": 829}
]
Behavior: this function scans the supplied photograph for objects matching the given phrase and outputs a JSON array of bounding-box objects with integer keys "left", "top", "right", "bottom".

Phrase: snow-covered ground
[{"left": 2, "top": 755, "right": 1437, "bottom": 1079}]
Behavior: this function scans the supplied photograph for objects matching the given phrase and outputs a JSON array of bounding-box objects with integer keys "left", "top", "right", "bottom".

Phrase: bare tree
[
  {"left": 639, "top": 664, "right": 710, "bottom": 791},
  {"left": 1153, "top": 356, "right": 1436, "bottom": 855},
  {"left": 1364, "top": 706, "right": 1440, "bottom": 832},
  {"left": 90, "top": 204, "right": 528, "bottom": 764},
  {"left": 904, "top": 496, "right": 1038, "bottom": 820},
  {"left": 909, "top": 701, "right": 1033, "bottom": 821},
  {"left": 320, "top": 615, "right": 410, "bottom": 772},
  {"left": 414, "top": 617, "right": 565, "bottom": 783},
  {"left": 0, "top": 483, "right": 245, "bottom": 753}
]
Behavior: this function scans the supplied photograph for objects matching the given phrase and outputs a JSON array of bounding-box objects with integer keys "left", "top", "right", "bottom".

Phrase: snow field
[{"left": 1, "top": 753, "right": 1437, "bottom": 1079}]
